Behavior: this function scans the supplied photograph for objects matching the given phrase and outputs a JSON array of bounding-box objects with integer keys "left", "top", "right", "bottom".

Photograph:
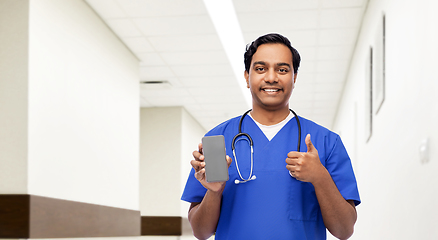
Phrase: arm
[
  {"left": 188, "top": 143, "right": 232, "bottom": 240},
  {"left": 286, "top": 134, "right": 357, "bottom": 240},
  {"left": 311, "top": 168, "right": 357, "bottom": 239},
  {"left": 188, "top": 190, "right": 223, "bottom": 239}
]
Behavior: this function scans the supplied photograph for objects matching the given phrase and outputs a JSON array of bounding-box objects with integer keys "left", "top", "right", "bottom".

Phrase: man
[{"left": 181, "top": 33, "right": 360, "bottom": 240}]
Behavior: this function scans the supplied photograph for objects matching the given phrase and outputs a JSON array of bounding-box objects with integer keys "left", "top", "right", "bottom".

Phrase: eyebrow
[
  {"left": 277, "top": 62, "right": 291, "bottom": 68},
  {"left": 252, "top": 61, "right": 291, "bottom": 68},
  {"left": 252, "top": 61, "right": 266, "bottom": 67}
]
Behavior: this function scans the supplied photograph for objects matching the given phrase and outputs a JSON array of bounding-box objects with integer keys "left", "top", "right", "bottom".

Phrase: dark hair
[{"left": 244, "top": 33, "right": 301, "bottom": 74}]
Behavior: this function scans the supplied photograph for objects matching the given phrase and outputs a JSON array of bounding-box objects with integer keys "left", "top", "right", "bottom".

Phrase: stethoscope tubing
[{"left": 231, "top": 109, "right": 301, "bottom": 184}]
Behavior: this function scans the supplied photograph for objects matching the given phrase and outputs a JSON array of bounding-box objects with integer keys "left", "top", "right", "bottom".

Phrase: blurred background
[{"left": 1, "top": 0, "right": 437, "bottom": 239}]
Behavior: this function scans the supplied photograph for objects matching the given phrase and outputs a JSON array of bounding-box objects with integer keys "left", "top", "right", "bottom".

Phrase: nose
[{"left": 264, "top": 69, "right": 277, "bottom": 83}]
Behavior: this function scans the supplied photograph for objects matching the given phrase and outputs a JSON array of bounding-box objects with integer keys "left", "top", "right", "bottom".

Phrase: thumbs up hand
[{"left": 286, "top": 134, "right": 327, "bottom": 183}]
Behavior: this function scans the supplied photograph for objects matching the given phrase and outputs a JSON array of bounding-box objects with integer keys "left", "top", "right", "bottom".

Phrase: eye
[
  {"left": 278, "top": 68, "right": 289, "bottom": 73},
  {"left": 255, "top": 67, "right": 265, "bottom": 72}
]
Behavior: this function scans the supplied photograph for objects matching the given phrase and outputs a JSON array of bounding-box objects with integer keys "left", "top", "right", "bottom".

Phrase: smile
[{"left": 262, "top": 88, "right": 280, "bottom": 92}]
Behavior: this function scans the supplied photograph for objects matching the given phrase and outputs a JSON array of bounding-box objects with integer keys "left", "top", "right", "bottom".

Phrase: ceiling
[{"left": 85, "top": 0, "right": 368, "bottom": 131}]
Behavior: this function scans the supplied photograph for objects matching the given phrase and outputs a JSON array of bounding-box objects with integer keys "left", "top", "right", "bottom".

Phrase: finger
[
  {"left": 226, "top": 155, "right": 232, "bottom": 167},
  {"left": 192, "top": 150, "right": 204, "bottom": 161},
  {"left": 285, "top": 164, "right": 295, "bottom": 172},
  {"left": 190, "top": 159, "right": 205, "bottom": 171},
  {"left": 287, "top": 151, "right": 303, "bottom": 158},
  {"left": 286, "top": 163, "right": 300, "bottom": 171},
  {"left": 285, "top": 157, "right": 298, "bottom": 165},
  {"left": 286, "top": 165, "right": 299, "bottom": 173},
  {"left": 305, "top": 134, "right": 316, "bottom": 153},
  {"left": 198, "top": 143, "right": 203, "bottom": 155},
  {"left": 194, "top": 168, "right": 206, "bottom": 180}
]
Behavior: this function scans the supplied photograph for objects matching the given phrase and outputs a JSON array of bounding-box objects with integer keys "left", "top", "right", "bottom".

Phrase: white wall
[
  {"left": 333, "top": 0, "right": 438, "bottom": 239},
  {"left": 0, "top": 0, "right": 140, "bottom": 210},
  {"left": 180, "top": 108, "right": 207, "bottom": 217},
  {"left": 140, "top": 107, "right": 206, "bottom": 239},
  {"left": 140, "top": 107, "right": 206, "bottom": 217},
  {"left": 140, "top": 107, "right": 183, "bottom": 216},
  {"left": 0, "top": 0, "right": 29, "bottom": 194}
]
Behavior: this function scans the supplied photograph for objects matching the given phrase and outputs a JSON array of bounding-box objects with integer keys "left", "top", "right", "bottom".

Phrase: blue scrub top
[{"left": 181, "top": 114, "right": 361, "bottom": 240}]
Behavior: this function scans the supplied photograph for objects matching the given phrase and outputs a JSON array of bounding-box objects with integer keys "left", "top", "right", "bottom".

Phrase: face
[{"left": 244, "top": 43, "right": 297, "bottom": 111}]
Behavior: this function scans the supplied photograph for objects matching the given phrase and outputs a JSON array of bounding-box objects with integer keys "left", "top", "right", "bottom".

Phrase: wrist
[
  {"left": 311, "top": 167, "right": 331, "bottom": 187},
  {"left": 207, "top": 183, "right": 226, "bottom": 196}
]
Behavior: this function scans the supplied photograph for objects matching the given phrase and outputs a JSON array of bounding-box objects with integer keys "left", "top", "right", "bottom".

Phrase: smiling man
[
  {"left": 181, "top": 33, "right": 360, "bottom": 240},
  {"left": 244, "top": 42, "right": 297, "bottom": 123}
]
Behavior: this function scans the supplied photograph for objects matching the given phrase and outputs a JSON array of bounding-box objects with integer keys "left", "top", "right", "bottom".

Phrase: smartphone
[{"left": 202, "top": 135, "right": 229, "bottom": 182}]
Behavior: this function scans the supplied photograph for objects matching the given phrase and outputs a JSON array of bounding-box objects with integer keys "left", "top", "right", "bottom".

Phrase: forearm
[
  {"left": 188, "top": 189, "right": 223, "bottom": 240},
  {"left": 313, "top": 169, "right": 357, "bottom": 240}
]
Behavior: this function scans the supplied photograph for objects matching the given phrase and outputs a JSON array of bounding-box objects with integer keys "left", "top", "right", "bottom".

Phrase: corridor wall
[
  {"left": 333, "top": 0, "right": 438, "bottom": 239},
  {"left": 0, "top": 0, "right": 140, "bottom": 238},
  {"left": 140, "top": 107, "right": 206, "bottom": 239}
]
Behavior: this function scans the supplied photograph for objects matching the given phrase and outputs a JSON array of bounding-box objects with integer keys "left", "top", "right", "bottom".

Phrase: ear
[
  {"left": 244, "top": 70, "right": 250, "bottom": 88},
  {"left": 292, "top": 72, "right": 298, "bottom": 90}
]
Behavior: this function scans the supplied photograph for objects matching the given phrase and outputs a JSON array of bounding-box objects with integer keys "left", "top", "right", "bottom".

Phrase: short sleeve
[
  {"left": 181, "top": 168, "right": 207, "bottom": 203},
  {"left": 325, "top": 136, "right": 361, "bottom": 206}
]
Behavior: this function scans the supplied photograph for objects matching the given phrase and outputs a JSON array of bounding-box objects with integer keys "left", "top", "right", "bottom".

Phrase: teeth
[{"left": 264, "top": 89, "right": 279, "bottom": 92}]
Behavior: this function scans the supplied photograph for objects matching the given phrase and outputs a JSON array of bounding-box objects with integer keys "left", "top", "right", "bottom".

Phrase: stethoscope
[{"left": 231, "top": 109, "right": 302, "bottom": 184}]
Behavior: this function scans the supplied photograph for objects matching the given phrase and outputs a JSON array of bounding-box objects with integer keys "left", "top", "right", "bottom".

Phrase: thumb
[{"left": 305, "top": 134, "right": 316, "bottom": 153}]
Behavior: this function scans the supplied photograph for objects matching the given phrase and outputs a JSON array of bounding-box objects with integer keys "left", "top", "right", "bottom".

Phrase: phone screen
[{"left": 202, "top": 135, "right": 229, "bottom": 182}]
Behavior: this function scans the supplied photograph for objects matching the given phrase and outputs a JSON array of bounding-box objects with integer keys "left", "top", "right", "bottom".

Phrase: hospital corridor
[{"left": 1, "top": 0, "right": 437, "bottom": 239}]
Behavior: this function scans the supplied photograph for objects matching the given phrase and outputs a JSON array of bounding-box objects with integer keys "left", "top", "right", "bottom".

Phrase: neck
[{"left": 250, "top": 105, "right": 290, "bottom": 126}]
